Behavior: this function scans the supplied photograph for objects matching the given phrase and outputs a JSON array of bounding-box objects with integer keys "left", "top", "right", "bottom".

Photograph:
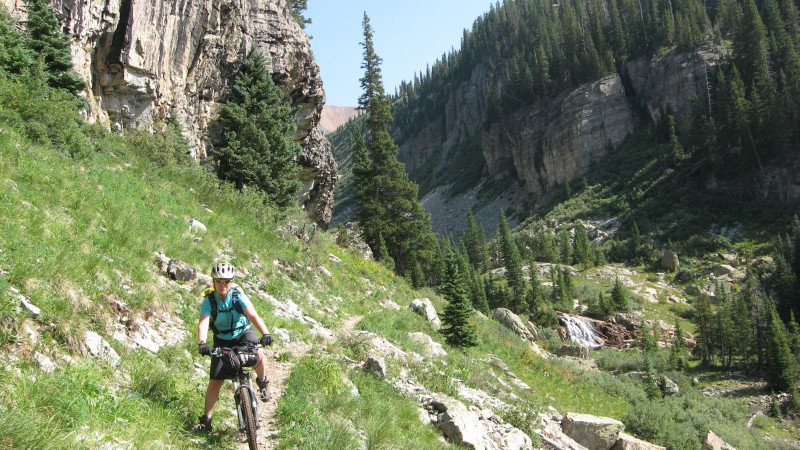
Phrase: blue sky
[{"left": 305, "top": 1, "right": 495, "bottom": 106}]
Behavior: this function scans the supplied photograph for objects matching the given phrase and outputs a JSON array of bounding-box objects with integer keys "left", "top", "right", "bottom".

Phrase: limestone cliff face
[
  {"left": 396, "top": 43, "right": 727, "bottom": 231},
  {"left": 483, "top": 75, "right": 634, "bottom": 198},
  {"left": 3, "top": 0, "right": 337, "bottom": 226}
]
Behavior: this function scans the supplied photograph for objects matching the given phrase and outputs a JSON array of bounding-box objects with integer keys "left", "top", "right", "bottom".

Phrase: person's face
[{"left": 214, "top": 278, "right": 234, "bottom": 297}]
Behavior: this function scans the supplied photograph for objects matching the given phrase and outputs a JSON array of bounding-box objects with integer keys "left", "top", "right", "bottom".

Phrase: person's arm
[
  {"left": 244, "top": 307, "right": 269, "bottom": 336},
  {"left": 198, "top": 314, "right": 211, "bottom": 343}
]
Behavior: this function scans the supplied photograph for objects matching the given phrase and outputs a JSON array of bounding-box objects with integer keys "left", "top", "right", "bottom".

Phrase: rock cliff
[
  {"left": 3, "top": 0, "right": 337, "bottom": 226},
  {"left": 396, "top": 43, "right": 727, "bottom": 233}
]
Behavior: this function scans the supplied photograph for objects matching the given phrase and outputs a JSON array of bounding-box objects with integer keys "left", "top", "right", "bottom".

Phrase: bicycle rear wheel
[{"left": 239, "top": 386, "right": 258, "bottom": 450}]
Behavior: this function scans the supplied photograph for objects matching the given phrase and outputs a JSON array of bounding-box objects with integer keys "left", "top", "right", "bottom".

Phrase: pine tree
[
  {"left": 765, "top": 299, "right": 798, "bottom": 392},
  {"left": 688, "top": 94, "right": 717, "bottom": 166},
  {"left": 694, "top": 294, "right": 715, "bottom": 364},
  {"left": 541, "top": 229, "right": 559, "bottom": 263},
  {"left": 527, "top": 260, "right": 545, "bottom": 315},
  {"left": 629, "top": 221, "right": 642, "bottom": 261},
  {"left": 408, "top": 260, "right": 425, "bottom": 289},
  {"left": 441, "top": 251, "right": 478, "bottom": 348},
  {"left": 668, "top": 114, "right": 686, "bottom": 164},
  {"left": 611, "top": 277, "right": 630, "bottom": 311},
  {"left": 463, "top": 209, "right": 487, "bottom": 272},
  {"left": 669, "top": 320, "right": 688, "bottom": 371},
  {"left": 353, "top": 13, "right": 437, "bottom": 276},
  {"left": 573, "top": 222, "right": 592, "bottom": 267},
  {"left": 212, "top": 48, "right": 301, "bottom": 208},
  {"left": 289, "top": 0, "right": 312, "bottom": 28},
  {"left": 733, "top": 0, "right": 772, "bottom": 95},
  {"left": 472, "top": 273, "right": 491, "bottom": 314},
  {"left": 24, "top": 0, "right": 85, "bottom": 94},
  {"left": 558, "top": 228, "right": 573, "bottom": 265},
  {"left": 499, "top": 212, "right": 526, "bottom": 312}
]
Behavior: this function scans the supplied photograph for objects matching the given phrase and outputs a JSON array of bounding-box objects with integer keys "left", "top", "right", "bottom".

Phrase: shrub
[
  {"left": 596, "top": 348, "right": 648, "bottom": 373},
  {"left": 0, "top": 73, "right": 88, "bottom": 156},
  {"left": 123, "top": 120, "right": 190, "bottom": 168}
]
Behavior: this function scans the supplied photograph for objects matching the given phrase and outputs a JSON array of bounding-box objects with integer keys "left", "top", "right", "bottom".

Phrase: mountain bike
[{"left": 208, "top": 342, "right": 262, "bottom": 450}]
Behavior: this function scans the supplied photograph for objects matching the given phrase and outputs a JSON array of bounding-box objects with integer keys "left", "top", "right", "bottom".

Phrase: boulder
[
  {"left": 612, "top": 432, "right": 666, "bottom": 450},
  {"left": 537, "top": 412, "right": 589, "bottom": 450},
  {"left": 492, "top": 308, "right": 536, "bottom": 342},
  {"left": 710, "top": 264, "right": 735, "bottom": 277},
  {"left": 83, "top": 331, "right": 121, "bottom": 367},
  {"left": 660, "top": 250, "right": 680, "bottom": 272},
  {"left": 35, "top": 352, "right": 57, "bottom": 373},
  {"left": 364, "top": 355, "right": 387, "bottom": 379},
  {"left": 379, "top": 299, "right": 402, "bottom": 311},
  {"left": 430, "top": 394, "right": 490, "bottom": 450},
  {"left": 701, "top": 431, "right": 737, "bottom": 450},
  {"left": 408, "top": 332, "right": 447, "bottom": 357},
  {"left": 9, "top": 287, "right": 41, "bottom": 316},
  {"left": 167, "top": 258, "right": 196, "bottom": 282},
  {"left": 409, "top": 299, "right": 441, "bottom": 329},
  {"left": 660, "top": 376, "right": 680, "bottom": 396},
  {"left": 562, "top": 412, "right": 625, "bottom": 450},
  {"left": 188, "top": 218, "right": 207, "bottom": 233}
]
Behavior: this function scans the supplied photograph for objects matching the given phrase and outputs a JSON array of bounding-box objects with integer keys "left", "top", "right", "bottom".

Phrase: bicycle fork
[{"left": 233, "top": 378, "right": 260, "bottom": 432}]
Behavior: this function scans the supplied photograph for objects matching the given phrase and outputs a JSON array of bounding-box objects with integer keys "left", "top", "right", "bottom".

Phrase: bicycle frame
[{"left": 232, "top": 371, "right": 259, "bottom": 432}]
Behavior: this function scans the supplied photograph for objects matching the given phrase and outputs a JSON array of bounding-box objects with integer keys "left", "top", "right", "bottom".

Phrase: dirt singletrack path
[{"left": 238, "top": 315, "right": 363, "bottom": 450}]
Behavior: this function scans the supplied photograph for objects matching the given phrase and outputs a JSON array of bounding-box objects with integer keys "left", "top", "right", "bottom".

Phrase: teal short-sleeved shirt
[{"left": 200, "top": 287, "right": 253, "bottom": 340}]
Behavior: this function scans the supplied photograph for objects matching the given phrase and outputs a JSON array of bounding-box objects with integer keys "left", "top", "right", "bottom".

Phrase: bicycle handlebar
[{"left": 207, "top": 342, "right": 261, "bottom": 358}]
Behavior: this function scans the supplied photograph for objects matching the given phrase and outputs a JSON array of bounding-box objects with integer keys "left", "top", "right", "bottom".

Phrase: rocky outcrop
[
  {"left": 409, "top": 298, "right": 442, "bottom": 329},
  {"left": 702, "top": 430, "right": 737, "bottom": 450},
  {"left": 427, "top": 393, "right": 533, "bottom": 450},
  {"left": 5, "top": 0, "right": 337, "bottom": 226},
  {"left": 492, "top": 308, "right": 538, "bottom": 342},
  {"left": 562, "top": 412, "right": 625, "bottom": 450},
  {"left": 484, "top": 75, "right": 634, "bottom": 198},
  {"left": 625, "top": 44, "right": 725, "bottom": 134},
  {"left": 391, "top": 42, "right": 727, "bottom": 232},
  {"left": 613, "top": 432, "right": 666, "bottom": 450}
]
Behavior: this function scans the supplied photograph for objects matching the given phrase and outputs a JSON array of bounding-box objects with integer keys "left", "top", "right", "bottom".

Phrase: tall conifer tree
[
  {"left": 441, "top": 251, "right": 478, "bottom": 348},
  {"left": 353, "top": 13, "right": 437, "bottom": 276},
  {"left": 765, "top": 299, "right": 798, "bottom": 392},
  {"left": 499, "top": 212, "right": 526, "bottom": 313}
]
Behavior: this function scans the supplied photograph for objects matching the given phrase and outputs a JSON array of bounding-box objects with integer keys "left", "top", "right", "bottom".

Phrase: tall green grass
[
  {"left": 276, "top": 355, "right": 444, "bottom": 449},
  {"left": 0, "top": 359, "right": 199, "bottom": 449}
]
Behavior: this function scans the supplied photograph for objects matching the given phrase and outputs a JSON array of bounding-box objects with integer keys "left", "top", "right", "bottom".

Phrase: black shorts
[{"left": 210, "top": 328, "right": 258, "bottom": 380}]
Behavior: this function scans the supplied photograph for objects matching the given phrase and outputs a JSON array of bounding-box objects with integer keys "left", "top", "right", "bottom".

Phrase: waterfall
[{"left": 560, "top": 314, "right": 604, "bottom": 348}]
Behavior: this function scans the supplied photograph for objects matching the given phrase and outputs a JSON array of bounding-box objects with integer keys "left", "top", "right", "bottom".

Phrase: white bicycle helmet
[{"left": 211, "top": 262, "right": 235, "bottom": 280}]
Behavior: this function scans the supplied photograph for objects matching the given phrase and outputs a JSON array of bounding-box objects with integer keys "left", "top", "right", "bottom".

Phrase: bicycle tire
[{"left": 239, "top": 386, "right": 258, "bottom": 450}]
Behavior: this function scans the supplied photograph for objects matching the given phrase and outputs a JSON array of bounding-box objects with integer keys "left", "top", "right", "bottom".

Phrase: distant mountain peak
[{"left": 320, "top": 105, "right": 360, "bottom": 134}]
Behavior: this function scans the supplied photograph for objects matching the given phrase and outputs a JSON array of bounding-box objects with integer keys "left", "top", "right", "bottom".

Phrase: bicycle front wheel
[{"left": 239, "top": 386, "right": 258, "bottom": 450}]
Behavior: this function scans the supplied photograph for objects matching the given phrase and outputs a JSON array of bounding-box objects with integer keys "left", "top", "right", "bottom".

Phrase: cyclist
[{"left": 196, "top": 262, "right": 273, "bottom": 432}]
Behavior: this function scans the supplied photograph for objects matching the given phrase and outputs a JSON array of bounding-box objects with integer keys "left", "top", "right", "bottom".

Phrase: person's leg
[
  {"left": 204, "top": 379, "right": 225, "bottom": 416},
  {"left": 254, "top": 348, "right": 266, "bottom": 380},
  {"left": 199, "top": 338, "right": 231, "bottom": 431}
]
